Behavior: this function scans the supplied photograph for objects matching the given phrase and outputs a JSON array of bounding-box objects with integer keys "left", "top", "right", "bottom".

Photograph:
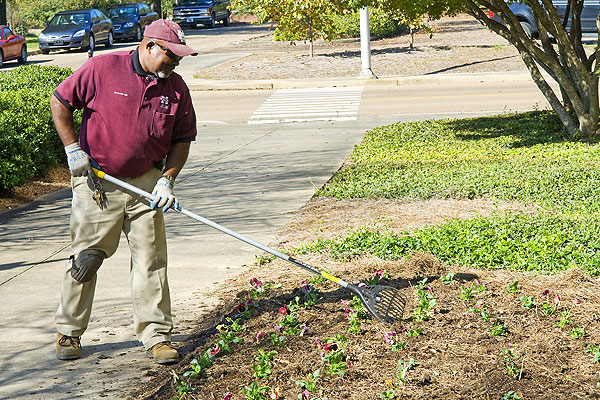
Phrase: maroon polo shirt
[{"left": 54, "top": 49, "right": 197, "bottom": 178}]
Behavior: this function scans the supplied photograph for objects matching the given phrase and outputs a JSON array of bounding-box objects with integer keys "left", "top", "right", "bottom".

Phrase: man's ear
[{"left": 142, "top": 39, "right": 154, "bottom": 53}]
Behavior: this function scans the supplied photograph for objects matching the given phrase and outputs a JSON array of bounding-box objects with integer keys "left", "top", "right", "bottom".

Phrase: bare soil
[
  {"left": 195, "top": 14, "right": 527, "bottom": 80},
  {"left": 133, "top": 198, "right": 600, "bottom": 400},
  {"left": 0, "top": 166, "right": 70, "bottom": 211}
]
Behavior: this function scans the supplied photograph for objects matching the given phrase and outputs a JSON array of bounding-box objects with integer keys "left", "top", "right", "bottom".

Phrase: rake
[{"left": 91, "top": 167, "right": 407, "bottom": 325}]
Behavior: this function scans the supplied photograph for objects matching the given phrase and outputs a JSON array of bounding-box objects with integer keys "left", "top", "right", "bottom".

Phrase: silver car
[{"left": 38, "top": 9, "right": 114, "bottom": 54}]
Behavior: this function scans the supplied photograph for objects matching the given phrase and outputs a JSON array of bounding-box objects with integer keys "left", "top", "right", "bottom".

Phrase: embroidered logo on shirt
[
  {"left": 113, "top": 91, "right": 128, "bottom": 97},
  {"left": 159, "top": 95, "right": 169, "bottom": 109}
]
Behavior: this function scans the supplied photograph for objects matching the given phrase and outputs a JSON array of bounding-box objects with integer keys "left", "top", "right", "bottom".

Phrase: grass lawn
[{"left": 25, "top": 33, "right": 39, "bottom": 52}]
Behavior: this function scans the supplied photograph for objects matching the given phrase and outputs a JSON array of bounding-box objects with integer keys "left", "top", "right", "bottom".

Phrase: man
[{"left": 50, "top": 19, "right": 197, "bottom": 364}]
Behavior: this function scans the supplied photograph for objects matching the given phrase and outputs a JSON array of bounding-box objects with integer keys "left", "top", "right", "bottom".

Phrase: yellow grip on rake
[
  {"left": 92, "top": 167, "right": 105, "bottom": 179},
  {"left": 321, "top": 271, "right": 341, "bottom": 284}
]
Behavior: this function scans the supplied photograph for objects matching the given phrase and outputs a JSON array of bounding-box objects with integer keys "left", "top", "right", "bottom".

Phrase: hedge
[{"left": 0, "top": 65, "right": 75, "bottom": 192}]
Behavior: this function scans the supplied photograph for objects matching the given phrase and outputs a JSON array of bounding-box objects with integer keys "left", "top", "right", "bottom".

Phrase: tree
[
  {"left": 372, "top": 0, "right": 464, "bottom": 49},
  {"left": 1, "top": 0, "right": 6, "bottom": 25},
  {"left": 232, "top": 0, "right": 351, "bottom": 57},
  {"left": 458, "top": 0, "right": 598, "bottom": 137}
]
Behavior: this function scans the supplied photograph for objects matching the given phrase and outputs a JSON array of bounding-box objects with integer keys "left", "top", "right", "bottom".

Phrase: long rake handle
[{"left": 92, "top": 168, "right": 349, "bottom": 289}]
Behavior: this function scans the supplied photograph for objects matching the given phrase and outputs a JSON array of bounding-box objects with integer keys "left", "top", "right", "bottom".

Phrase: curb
[{"left": 187, "top": 71, "right": 537, "bottom": 91}]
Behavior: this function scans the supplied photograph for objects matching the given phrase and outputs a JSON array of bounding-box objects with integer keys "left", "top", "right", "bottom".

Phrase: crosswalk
[{"left": 248, "top": 86, "right": 364, "bottom": 124}]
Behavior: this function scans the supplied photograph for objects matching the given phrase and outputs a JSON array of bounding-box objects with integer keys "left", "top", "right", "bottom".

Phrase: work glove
[
  {"left": 150, "top": 175, "right": 178, "bottom": 212},
  {"left": 65, "top": 143, "right": 92, "bottom": 177}
]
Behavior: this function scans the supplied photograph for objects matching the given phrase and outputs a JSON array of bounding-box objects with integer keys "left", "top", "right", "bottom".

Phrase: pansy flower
[
  {"left": 210, "top": 344, "right": 220, "bottom": 356},
  {"left": 270, "top": 387, "right": 280, "bottom": 399},
  {"left": 235, "top": 303, "right": 247, "bottom": 314},
  {"left": 384, "top": 331, "right": 397, "bottom": 344},
  {"left": 323, "top": 342, "right": 338, "bottom": 353},
  {"left": 299, "top": 323, "right": 309, "bottom": 336}
]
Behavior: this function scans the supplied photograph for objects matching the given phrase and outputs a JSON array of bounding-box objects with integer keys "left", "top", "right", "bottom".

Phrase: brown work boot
[
  {"left": 56, "top": 332, "right": 81, "bottom": 360},
  {"left": 147, "top": 341, "right": 180, "bottom": 365}
]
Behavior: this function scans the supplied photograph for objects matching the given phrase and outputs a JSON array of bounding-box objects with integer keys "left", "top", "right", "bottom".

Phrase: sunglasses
[{"left": 148, "top": 39, "right": 183, "bottom": 62}]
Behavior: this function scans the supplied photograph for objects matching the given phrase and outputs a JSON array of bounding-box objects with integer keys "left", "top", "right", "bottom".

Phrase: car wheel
[
  {"left": 17, "top": 45, "right": 27, "bottom": 64},
  {"left": 520, "top": 21, "right": 534, "bottom": 39},
  {"left": 210, "top": 14, "right": 216, "bottom": 28},
  {"left": 223, "top": 13, "right": 230, "bottom": 26},
  {"left": 0, "top": 50, "right": 3, "bottom": 68},
  {"left": 135, "top": 24, "right": 143, "bottom": 42},
  {"left": 106, "top": 31, "right": 114, "bottom": 48},
  {"left": 41, "top": 48, "right": 50, "bottom": 55},
  {"left": 88, "top": 34, "right": 95, "bottom": 51}
]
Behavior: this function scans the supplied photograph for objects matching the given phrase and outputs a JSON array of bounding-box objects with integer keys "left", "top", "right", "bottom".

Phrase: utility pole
[
  {"left": 0, "top": 0, "right": 7, "bottom": 26},
  {"left": 359, "top": 6, "right": 376, "bottom": 79}
]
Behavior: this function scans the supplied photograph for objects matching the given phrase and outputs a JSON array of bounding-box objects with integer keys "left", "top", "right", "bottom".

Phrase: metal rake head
[{"left": 351, "top": 284, "right": 407, "bottom": 325}]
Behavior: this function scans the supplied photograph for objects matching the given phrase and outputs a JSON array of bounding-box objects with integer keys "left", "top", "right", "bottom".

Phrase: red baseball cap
[{"left": 144, "top": 19, "right": 198, "bottom": 57}]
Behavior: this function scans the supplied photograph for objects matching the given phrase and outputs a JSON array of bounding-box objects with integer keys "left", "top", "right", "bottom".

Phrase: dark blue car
[{"left": 105, "top": 3, "right": 158, "bottom": 42}]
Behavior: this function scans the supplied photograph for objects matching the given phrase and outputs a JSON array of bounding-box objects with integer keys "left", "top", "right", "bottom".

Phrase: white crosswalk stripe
[{"left": 248, "top": 86, "right": 364, "bottom": 124}]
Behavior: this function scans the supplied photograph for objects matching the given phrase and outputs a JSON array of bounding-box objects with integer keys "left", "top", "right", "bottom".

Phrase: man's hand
[
  {"left": 65, "top": 143, "right": 92, "bottom": 177},
  {"left": 150, "top": 175, "right": 178, "bottom": 212}
]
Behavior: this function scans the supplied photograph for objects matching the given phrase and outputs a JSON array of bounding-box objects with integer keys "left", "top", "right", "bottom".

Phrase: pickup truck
[
  {"left": 487, "top": 1, "right": 600, "bottom": 38},
  {"left": 172, "top": 0, "right": 231, "bottom": 29}
]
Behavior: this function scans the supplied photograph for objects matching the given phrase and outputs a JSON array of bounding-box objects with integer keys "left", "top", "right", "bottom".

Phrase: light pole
[{"left": 359, "top": 6, "right": 376, "bottom": 79}]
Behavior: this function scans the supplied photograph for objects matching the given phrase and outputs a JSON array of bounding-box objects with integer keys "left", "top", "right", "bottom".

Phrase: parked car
[
  {"left": 487, "top": 1, "right": 600, "bottom": 38},
  {"left": 105, "top": 3, "right": 158, "bottom": 42},
  {"left": 38, "top": 9, "right": 114, "bottom": 54},
  {"left": 0, "top": 25, "right": 27, "bottom": 68},
  {"left": 172, "top": 0, "right": 231, "bottom": 29}
]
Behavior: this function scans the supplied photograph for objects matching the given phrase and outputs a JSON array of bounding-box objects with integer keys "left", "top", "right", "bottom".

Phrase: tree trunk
[
  {"left": 0, "top": 0, "right": 6, "bottom": 26},
  {"left": 151, "top": 0, "right": 162, "bottom": 19},
  {"left": 465, "top": 0, "right": 599, "bottom": 137}
]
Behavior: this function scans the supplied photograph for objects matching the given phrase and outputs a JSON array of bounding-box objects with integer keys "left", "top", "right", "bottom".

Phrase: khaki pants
[{"left": 56, "top": 168, "right": 172, "bottom": 350}]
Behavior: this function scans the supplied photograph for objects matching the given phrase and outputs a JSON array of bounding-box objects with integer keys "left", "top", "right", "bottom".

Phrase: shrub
[
  {"left": 330, "top": 7, "right": 406, "bottom": 39},
  {"left": 0, "top": 65, "right": 74, "bottom": 192},
  {"left": 273, "top": 7, "right": 405, "bottom": 41}
]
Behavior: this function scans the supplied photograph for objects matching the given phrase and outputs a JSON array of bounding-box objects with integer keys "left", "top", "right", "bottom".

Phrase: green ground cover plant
[
  {"left": 308, "top": 111, "right": 600, "bottom": 276},
  {"left": 317, "top": 111, "right": 600, "bottom": 214},
  {"left": 0, "top": 65, "right": 75, "bottom": 191}
]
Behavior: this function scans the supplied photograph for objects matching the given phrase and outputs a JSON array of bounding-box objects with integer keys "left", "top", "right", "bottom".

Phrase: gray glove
[
  {"left": 150, "top": 175, "right": 178, "bottom": 212},
  {"left": 65, "top": 143, "right": 92, "bottom": 177}
]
